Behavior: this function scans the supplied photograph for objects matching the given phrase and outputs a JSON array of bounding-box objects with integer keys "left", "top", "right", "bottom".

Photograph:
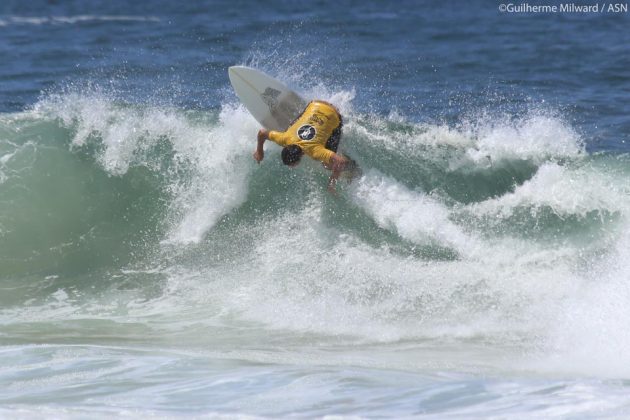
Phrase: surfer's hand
[
  {"left": 330, "top": 154, "right": 348, "bottom": 172},
  {"left": 327, "top": 177, "right": 338, "bottom": 196},
  {"left": 253, "top": 149, "right": 264, "bottom": 163}
]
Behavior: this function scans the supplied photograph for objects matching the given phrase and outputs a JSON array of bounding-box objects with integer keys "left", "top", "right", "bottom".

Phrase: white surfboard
[{"left": 228, "top": 66, "right": 308, "bottom": 132}]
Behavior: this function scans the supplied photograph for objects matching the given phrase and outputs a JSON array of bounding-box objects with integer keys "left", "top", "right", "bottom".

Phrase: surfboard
[{"left": 228, "top": 66, "right": 308, "bottom": 132}]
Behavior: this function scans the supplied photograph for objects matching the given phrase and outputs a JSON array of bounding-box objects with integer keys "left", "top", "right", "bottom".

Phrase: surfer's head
[{"left": 281, "top": 145, "right": 303, "bottom": 167}]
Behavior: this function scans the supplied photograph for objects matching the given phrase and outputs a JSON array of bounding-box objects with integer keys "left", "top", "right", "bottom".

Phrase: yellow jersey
[{"left": 268, "top": 101, "right": 342, "bottom": 165}]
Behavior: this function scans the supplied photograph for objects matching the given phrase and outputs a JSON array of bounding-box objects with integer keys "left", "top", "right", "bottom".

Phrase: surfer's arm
[
  {"left": 254, "top": 129, "right": 270, "bottom": 162},
  {"left": 326, "top": 153, "right": 347, "bottom": 194}
]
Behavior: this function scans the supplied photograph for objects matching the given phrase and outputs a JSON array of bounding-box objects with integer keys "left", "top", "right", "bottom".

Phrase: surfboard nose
[
  {"left": 228, "top": 66, "right": 246, "bottom": 75},
  {"left": 228, "top": 66, "right": 236, "bottom": 82},
  {"left": 227, "top": 65, "right": 307, "bottom": 132},
  {"left": 228, "top": 66, "right": 249, "bottom": 85}
]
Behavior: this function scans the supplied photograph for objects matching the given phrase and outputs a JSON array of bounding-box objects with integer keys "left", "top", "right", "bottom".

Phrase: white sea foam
[
  {"left": 462, "top": 114, "right": 584, "bottom": 163},
  {"left": 351, "top": 170, "right": 478, "bottom": 255},
  {"left": 346, "top": 110, "right": 584, "bottom": 171},
  {"left": 164, "top": 105, "right": 255, "bottom": 244},
  {"left": 538, "top": 221, "right": 630, "bottom": 377},
  {"left": 347, "top": 116, "right": 473, "bottom": 154}
]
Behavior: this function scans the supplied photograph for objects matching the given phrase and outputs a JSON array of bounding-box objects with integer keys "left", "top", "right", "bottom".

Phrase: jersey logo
[{"left": 297, "top": 124, "right": 316, "bottom": 141}]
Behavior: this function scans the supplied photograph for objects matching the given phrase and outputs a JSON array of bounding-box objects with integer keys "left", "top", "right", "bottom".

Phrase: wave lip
[
  {"left": 31, "top": 92, "right": 260, "bottom": 245},
  {"left": 467, "top": 162, "right": 629, "bottom": 219},
  {"left": 352, "top": 170, "right": 479, "bottom": 256},
  {"left": 464, "top": 114, "right": 585, "bottom": 164}
]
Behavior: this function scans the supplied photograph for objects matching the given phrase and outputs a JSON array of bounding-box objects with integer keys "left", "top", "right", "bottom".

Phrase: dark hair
[{"left": 281, "top": 145, "right": 303, "bottom": 166}]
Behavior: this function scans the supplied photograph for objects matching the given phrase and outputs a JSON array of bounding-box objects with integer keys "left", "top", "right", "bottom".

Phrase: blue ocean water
[{"left": 1, "top": 0, "right": 630, "bottom": 418}]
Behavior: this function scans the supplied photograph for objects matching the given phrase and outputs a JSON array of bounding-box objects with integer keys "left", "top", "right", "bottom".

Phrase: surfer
[{"left": 253, "top": 100, "right": 356, "bottom": 194}]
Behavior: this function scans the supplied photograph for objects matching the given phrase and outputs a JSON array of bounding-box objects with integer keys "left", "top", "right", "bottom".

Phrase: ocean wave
[
  {"left": 0, "top": 15, "right": 160, "bottom": 27},
  {"left": 466, "top": 161, "right": 629, "bottom": 218},
  {"left": 33, "top": 93, "right": 255, "bottom": 244},
  {"left": 1, "top": 91, "right": 629, "bottom": 378}
]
